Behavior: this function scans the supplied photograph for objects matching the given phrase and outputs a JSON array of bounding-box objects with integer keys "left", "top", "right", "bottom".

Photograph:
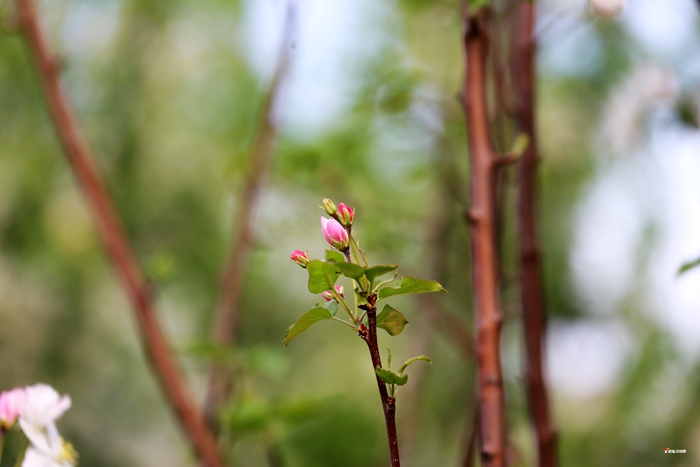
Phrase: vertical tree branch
[
  {"left": 513, "top": 3, "right": 558, "bottom": 467},
  {"left": 13, "top": 1, "right": 224, "bottom": 466},
  {"left": 461, "top": 9, "right": 507, "bottom": 467},
  {"left": 360, "top": 295, "right": 400, "bottom": 467},
  {"left": 205, "top": 3, "right": 296, "bottom": 423}
]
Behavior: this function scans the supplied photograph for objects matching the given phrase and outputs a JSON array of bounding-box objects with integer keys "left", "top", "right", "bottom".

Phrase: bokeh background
[{"left": 1, "top": 0, "right": 700, "bottom": 466}]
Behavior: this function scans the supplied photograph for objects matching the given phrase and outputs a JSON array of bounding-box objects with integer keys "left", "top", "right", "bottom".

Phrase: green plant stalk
[
  {"left": 13, "top": 438, "right": 28, "bottom": 467},
  {"left": 329, "top": 286, "right": 357, "bottom": 325},
  {"left": 332, "top": 316, "right": 358, "bottom": 330},
  {"left": 351, "top": 236, "right": 369, "bottom": 268}
]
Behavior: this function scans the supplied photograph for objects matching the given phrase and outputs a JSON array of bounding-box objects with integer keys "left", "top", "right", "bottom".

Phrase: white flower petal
[
  {"left": 20, "top": 384, "right": 70, "bottom": 426},
  {"left": 22, "top": 446, "right": 62, "bottom": 467},
  {"left": 19, "top": 420, "right": 53, "bottom": 456}
]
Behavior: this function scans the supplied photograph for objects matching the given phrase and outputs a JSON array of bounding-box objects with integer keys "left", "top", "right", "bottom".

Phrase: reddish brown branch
[
  {"left": 513, "top": 3, "right": 558, "bottom": 467},
  {"left": 205, "top": 4, "right": 296, "bottom": 423},
  {"left": 461, "top": 10, "right": 507, "bottom": 467},
  {"left": 13, "top": 1, "right": 224, "bottom": 466},
  {"left": 360, "top": 295, "right": 400, "bottom": 467}
]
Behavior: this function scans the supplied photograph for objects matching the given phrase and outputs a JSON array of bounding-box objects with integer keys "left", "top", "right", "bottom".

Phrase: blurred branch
[
  {"left": 462, "top": 409, "right": 479, "bottom": 467},
  {"left": 461, "top": 8, "right": 507, "bottom": 467},
  {"left": 13, "top": 1, "right": 224, "bottom": 466},
  {"left": 205, "top": 2, "right": 296, "bottom": 424},
  {"left": 513, "top": 3, "right": 558, "bottom": 467}
]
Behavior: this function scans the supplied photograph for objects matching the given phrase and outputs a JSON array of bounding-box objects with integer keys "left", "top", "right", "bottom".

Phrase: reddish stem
[
  {"left": 14, "top": 1, "right": 224, "bottom": 466},
  {"left": 461, "top": 10, "right": 507, "bottom": 467},
  {"left": 360, "top": 295, "right": 400, "bottom": 467},
  {"left": 513, "top": 3, "right": 558, "bottom": 467}
]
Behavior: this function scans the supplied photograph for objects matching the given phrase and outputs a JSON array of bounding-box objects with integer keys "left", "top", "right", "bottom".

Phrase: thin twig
[
  {"left": 360, "top": 294, "right": 401, "bottom": 467},
  {"left": 513, "top": 3, "right": 558, "bottom": 467},
  {"left": 205, "top": 1, "right": 296, "bottom": 423},
  {"left": 461, "top": 9, "right": 507, "bottom": 467},
  {"left": 12, "top": 1, "right": 224, "bottom": 466}
]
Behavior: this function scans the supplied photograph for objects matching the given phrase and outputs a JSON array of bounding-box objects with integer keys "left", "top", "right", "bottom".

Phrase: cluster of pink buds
[{"left": 290, "top": 199, "right": 356, "bottom": 267}]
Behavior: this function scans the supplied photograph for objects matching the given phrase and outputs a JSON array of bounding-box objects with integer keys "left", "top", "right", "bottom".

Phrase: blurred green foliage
[{"left": 1, "top": 0, "right": 699, "bottom": 467}]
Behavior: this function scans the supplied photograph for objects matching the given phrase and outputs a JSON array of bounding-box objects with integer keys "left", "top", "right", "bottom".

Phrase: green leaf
[
  {"left": 377, "top": 276, "right": 446, "bottom": 300},
  {"left": 376, "top": 304, "right": 409, "bottom": 336},
  {"left": 375, "top": 367, "right": 408, "bottom": 386},
  {"left": 336, "top": 262, "right": 367, "bottom": 280},
  {"left": 366, "top": 264, "right": 399, "bottom": 283},
  {"left": 323, "top": 300, "right": 338, "bottom": 316},
  {"left": 283, "top": 307, "right": 333, "bottom": 346},
  {"left": 306, "top": 260, "right": 341, "bottom": 293},
  {"left": 375, "top": 278, "right": 400, "bottom": 292},
  {"left": 679, "top": 257, "right": 700, "bottom": 275},
  {"left": 325, "top": 250, "right": 345, "bottom": 263},
  {"left": 398, "top": 355, "right": 432, "bottom": 375}
]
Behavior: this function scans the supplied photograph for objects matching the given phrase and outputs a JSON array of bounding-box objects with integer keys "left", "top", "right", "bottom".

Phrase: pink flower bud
[
  {"left": 337, "top": 203, "right": 355, "bottom": 227},
  {"left": 321, "top": 217, "right": 349, "bottom": 250},
  {"left": 0, "top": 387, "right": 25, "bottom": 429},
  {"left": 322, "top": 285, "right": 344, "bottom": 302},
  {"left": 290, "top": 250, "right": 310, "bottom": 267}
]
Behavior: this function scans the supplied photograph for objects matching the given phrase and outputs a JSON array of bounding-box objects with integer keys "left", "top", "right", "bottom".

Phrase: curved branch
[{"left": 13, "top": 1, "right": 224, "bottom": 466}]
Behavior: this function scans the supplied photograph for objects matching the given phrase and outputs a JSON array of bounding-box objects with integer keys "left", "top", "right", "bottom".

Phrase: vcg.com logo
[{"left": 665, "top": 448, "right": 686, "bottom": 454}]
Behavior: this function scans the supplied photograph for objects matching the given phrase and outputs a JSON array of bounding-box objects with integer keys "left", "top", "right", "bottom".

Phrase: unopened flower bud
[
  {"left": 322, "top": 285, "right": 344, "bottom": 302},
  {"left": 290, "top": 250, "right": 311, "bottom": 268},
  {"left": 337, "top": 203, "right": 355, "bottom": 227},
  {"left": 590, "top": 0, "right": 625, "bottom": 19},
  {"left": 321, "top": 217, "right": 349, "bottom": 250},
  {"left": 0, "top": 388, "right": 25, "bottom": 429},
  {"left": 322, "top": 198, "right": 337, "bottom": 217}
]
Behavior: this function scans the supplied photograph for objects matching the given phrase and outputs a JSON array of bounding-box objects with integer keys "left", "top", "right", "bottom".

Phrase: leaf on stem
[
  {"left": 398, "top": 355, "right": 432, "bottom": 375},
  {"left": 325, "top": 250, "right": 345, "bottom": 263},
  {"left": 335, "top": 262, "right": 367, "bottom": 280},
  {"left": 306, "top": 260, "right": 341, "bottom": 293},
  {"left": 678, "top": 257, "right": 700, "bottom": 275},
  {"left": 377, "top": 276, "right": 446, "bottom": 300},
  {"left": 283, "top": 307, "right": 334, "bottom": 346},
  {"left": 365, "top": 264, "right": 398, "bottom": 283},
  {"left": 375, "top": 367, "right": 408, "bottom": 386},
  {"left": 376, "top": 304, "right": 409, "bottom": 336}
]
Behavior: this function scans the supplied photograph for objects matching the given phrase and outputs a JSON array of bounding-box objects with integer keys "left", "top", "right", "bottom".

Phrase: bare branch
[
  {"left": 13, "top": 1, "right": 224, "bottom": 465},
  {"left": 461, "top": 9, "right": 507, "bottom": 467},
  {"left": 513, "top": 3, "right": 558, "bottom": 467},
  {"left": 205, "top": 2, "right": 297, "bottom": 424}
]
